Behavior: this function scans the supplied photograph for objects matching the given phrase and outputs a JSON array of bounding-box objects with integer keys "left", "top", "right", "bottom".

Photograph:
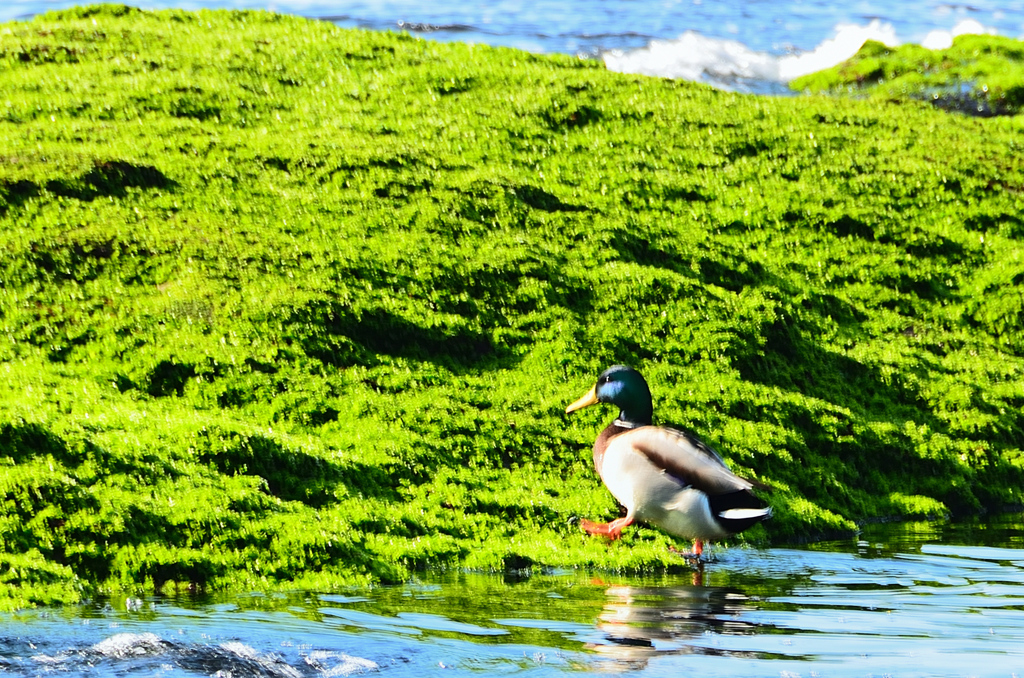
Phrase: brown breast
[{"left": 593, "top": 422, "right": 631, "bottom": 480}]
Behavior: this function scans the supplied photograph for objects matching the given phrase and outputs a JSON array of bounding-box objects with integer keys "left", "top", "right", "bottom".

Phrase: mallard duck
[{"left": 566, "top": 365, "right": 771, "bottom": 557}]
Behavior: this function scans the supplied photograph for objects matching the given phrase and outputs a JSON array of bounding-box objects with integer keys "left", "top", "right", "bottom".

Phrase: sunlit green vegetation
[
  {"left": 2, "top": 5, "right": 1023, "bottom": 609},
  {"left": 791, "top": 35, "right": 1024, "bottom": 116}
]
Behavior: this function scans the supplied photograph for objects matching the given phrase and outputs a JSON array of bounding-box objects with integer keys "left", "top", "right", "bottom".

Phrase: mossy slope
[
  {"left": 791, "top": 35, "right": 1024, "bottom": 116},
  {"left": 2, "top": 5, "right": 1023, "bottom": 608}
]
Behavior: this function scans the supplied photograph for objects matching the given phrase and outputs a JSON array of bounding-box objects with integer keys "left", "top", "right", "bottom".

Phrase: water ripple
[{"left": 3, "top": 517, "right": 1024, "bottom": 676}]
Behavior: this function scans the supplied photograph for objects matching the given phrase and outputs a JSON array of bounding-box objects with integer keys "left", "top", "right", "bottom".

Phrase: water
[
  {"left": 3, "top": 516, "right": 1024, "bottom": 677},
  {"left": 3, "top": 0, "right": 1024, "bottom": 93}
]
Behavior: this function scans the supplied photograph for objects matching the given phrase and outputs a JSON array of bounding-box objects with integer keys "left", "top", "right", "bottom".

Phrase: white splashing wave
[
  {"left": 921, "top": 19, "right": 999, "bottom": 50},
  {"left": 92, "top": 632, "right": 169, "bottom": 658},
  {"left": 220, "top": 641, "right": 304, "bottom": 678},
  {"left": 777, "top": 20, "right": 899, "bottom": 81},
  {"left": 306, "top": 650, "right": 379, "bottom": 676},
  {"left": 603, "top": 19, "right": 999, "bottom": 91}
]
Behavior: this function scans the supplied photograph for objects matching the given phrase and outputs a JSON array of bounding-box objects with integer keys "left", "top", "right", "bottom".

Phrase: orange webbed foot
[{"left": 580, "top": 516, "right": 634, "bottom": 541}]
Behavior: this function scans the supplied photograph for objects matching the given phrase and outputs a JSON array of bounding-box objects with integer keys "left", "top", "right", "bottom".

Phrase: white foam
[
  {"left": 305, "top": 650, "right": 379, "bottom": 676},
  {"left": 91, "top": 632, "right": 167, "bottom": 658},
  {"left": 921, "top": 19, "right": 999, "bottom": 50},
  {"left": 777, "top": 20, "right": 898, "bottom": 81},
  {"left": 220, "top": 641, "right": 262, "bottom": 660},
  {"left": 221, "top": 642, "right": 303, "bottom": 678},
  {"left": 604, "top": 30, "right": 776, "bottom": 84},
  {"left": 603, "top": 18, "right": 1003, "bottom": 91}
]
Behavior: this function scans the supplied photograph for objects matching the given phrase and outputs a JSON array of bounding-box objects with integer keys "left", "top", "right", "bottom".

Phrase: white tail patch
[{"left": 718, "top": 507, "right": 772, "bottom": 520}]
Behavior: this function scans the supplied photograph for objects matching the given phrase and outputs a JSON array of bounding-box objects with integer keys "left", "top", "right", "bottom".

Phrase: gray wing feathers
[{"left": 622, "top": 427, "right": 753, "bottom": 496}]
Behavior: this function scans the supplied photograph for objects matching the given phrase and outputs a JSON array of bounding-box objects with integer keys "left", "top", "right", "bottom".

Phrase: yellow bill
[{"left": 565, "top": 385, "right": 599, "bottom": 413}]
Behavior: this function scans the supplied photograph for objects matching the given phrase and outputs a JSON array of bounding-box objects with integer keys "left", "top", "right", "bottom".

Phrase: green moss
[
  {"left": 1, "top": 5, "right": 1023, "bottom": 608},
  {"left": 790, "top": 35, "right": 1024, "bottom": 116}
]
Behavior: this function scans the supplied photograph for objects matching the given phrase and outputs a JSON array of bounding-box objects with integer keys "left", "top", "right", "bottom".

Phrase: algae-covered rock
[
  {"left": 1, "top": 5, "right": 1023, "bottom": 608},
  {"left": 791, "top": 35, "right": 1024, "bottom": 116}
]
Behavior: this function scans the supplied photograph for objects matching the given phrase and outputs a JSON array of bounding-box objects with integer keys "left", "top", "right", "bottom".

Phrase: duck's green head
[{"left": 565, "top": 365, "right": 654, "bottom": 426}]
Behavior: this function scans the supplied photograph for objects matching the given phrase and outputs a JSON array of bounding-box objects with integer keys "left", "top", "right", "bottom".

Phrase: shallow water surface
[{"left": 3, "top": 517, "right": 1024, "bottom": 677}]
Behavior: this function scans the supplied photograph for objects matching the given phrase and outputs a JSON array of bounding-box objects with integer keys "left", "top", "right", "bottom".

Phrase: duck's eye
[{"left": 599, "top": 375, "right": 611, "bottom": 384}]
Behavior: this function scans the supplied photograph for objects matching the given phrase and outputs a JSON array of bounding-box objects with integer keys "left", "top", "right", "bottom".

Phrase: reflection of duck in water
[
  {"left": 566, "top": 366, "right": 772, "bottom": 558},
  {"left": 586, "top": 582, "right": 761, "bottom": 666}
]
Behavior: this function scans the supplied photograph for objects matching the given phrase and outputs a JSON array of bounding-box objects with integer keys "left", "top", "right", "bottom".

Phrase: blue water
[
  {"left": 3, "top": 518, "right": 1024, "bottom": 677},
  {"left": 4, "top": 0, "right": 1024, "bottom": 92}
]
